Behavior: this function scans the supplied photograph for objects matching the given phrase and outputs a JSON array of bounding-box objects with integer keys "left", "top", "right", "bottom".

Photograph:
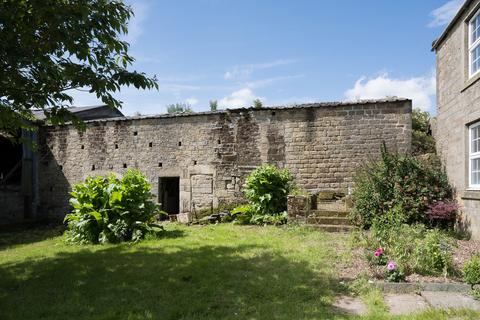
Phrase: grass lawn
[{"left": 0, "top": 223, "right": 479, "bottom": 320}]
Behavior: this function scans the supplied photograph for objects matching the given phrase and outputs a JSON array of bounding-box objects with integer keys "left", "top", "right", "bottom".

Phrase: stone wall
[
  {"left": 435, "top": 0, "right": 480, "bottom": 239},
  {"left": 0, "top": 189, "right": 24, "bottom": 224},
  {"left": 37, "top": 99, "right": 411, "bottom": 220}
]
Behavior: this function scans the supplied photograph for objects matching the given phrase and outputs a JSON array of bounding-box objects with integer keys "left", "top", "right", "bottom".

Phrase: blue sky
[{"left": 71, "top": 0, "right": 464, "bottom": 115}]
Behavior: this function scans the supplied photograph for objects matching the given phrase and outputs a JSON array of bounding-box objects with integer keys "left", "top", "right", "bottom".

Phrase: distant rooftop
[{"left": 33, "top": 105, "right": 124, "bottom": 121}]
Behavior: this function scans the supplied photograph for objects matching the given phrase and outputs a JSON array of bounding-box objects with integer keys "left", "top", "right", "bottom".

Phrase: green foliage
[
  {"left": 166, "top": 103, "right": 193, "bottom": 114},
  {"left": 244, "top": 165, "right": 293, "bottom": 215},
  {"left": 252, "top": 98, "right": 263, "bottom": 109},
  {"left": 351, "top": 146, "right": 453, "bottom": 228},
  {"left": 385, "top": 265, "right": 405, "bottom": 283},
  {"left": 412, "top": 109, "right": 436, "bottom": 155},
  {"left": 464, "top": 256, "right": 480, "bottom": 296},
  {"left": 230, "top": 204, "right": 288, "bottom": 226},
  {"left": 0, "top": 0, "right": 157, "bottom": 136},
  {"left": 64, "top": 169, "right": 163, "bottom": 244},
  {"left": 363, "top": 223, "right": 455, "bottom": 277},
  {"left": 229, "top": 165, "right": 293, "bottom": 225},
  {"left": 209, "top": 100, "right": 218, "bottom": 111},
  {"left": 413, "top": 229, "right": 455, "bottom": 276}
]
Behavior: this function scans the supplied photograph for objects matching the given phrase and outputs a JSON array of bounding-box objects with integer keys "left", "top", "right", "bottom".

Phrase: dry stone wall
[{"left": 38, "top": 99, "right": 411, "bottom": 219}]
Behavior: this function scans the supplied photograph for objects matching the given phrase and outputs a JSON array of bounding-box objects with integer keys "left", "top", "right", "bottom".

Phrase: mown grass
[{"left": 0, "top": 223, "right": 479, "bottom": 320}]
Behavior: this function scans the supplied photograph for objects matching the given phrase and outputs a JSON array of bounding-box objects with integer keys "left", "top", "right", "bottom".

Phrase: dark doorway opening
[
  {"left": 158, "top": 177, "right": 180, "bottom": 214},
  {"left": 0, "top": 135, "right": 22, "bottom": 187}
]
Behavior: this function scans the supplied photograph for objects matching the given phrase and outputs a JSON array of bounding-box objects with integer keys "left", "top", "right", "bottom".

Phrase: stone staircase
[{"left": 287, "top": 191, "right": 355, "bottom": 232}]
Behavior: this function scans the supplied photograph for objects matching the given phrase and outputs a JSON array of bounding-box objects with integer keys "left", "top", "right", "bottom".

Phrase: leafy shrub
[
  {"left": 229, "top": 204, "right": 288, "bottom": 226},
  {"left": 414, "top": 229, "right": 455, "bottom": 276},
  {"left": 412, "top": 108, "right": 436, "bottom": 156},
  {"left": 244, "top": 165, "right": 294, "bottom": 215},
  {"left": 64, "top": 169, "right": 163, "bottom": 244},
  {"left": 426, "top": 200, "right": 458, "bottom": 228},
  {"left": 464, "top": 256, "right": 480, "bottom": 298},
  {"left": 351, "top": 145, "right": 453, "bottom": 229},
  {"left": 230, "top": 165, "right": 293, "bottom": 225},
  {"left": 363, "top": 223, "right": 455, "bottom": 277}
]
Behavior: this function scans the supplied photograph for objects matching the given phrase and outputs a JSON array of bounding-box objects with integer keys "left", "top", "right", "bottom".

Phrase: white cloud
[
  {"left": 124, "top": 1, "right": 148, "bottom": 44},
  {"left": 185, "top": 97, "right": 199, "bottom": 106},
  {"left": 344, "top": 72, "right": 436, "bottom": 112},
  {"left": 219, "top": 88, "right": 259, "bottom": 108},
  {"left": 428, "top": 0, "right": 463, "bottom": 28},
  {"left": 224, "top": 59, "right": 297, "bottom": 80},
  {"left": 245, "top": 74, "right": 305, "bottom": 89}
]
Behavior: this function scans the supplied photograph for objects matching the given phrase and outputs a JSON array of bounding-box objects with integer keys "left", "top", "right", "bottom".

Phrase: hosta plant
[{"left": 64, "top": 169, "right": 163, "bottom": 244}]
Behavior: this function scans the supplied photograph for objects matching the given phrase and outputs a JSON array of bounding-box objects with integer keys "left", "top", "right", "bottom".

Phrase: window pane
[
  {"left": 470, "top": 159, "right": 480, "bottom": 185},
  {"left": 473, "top": 126, "right": 480, "bottom": 153},
  {"left": 472, "top": 45, "right": 480, "bottom": 74},
  {"left": 472, "top": 158, "right": 480, "bottom": 185},
  {"left": 472, "top": 15, "right": 480, "bottom": 43}
]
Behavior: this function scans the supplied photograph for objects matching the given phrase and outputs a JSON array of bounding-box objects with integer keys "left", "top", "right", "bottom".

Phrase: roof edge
[
  {"left": 41, "top": 98, "right": 411, "bottom": 126},
  {"left": 432, "top": 0, "right": 473, "bottom": 51}
]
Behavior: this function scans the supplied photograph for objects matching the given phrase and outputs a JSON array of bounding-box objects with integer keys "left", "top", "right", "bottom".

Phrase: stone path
[{"left": 333, "top": 291, "right": 480, "bottom": 316}]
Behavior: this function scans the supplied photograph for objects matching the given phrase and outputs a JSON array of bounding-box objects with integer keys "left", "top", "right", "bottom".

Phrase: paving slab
[
  {"left": 384, "top": 293, "right": 429, "bottom": 315},
  {"left": 332, "top": 296, "right": 368, "bottom": 315},
  {"left": 421, "top": 291, "right": 480, "bottom": 311}
]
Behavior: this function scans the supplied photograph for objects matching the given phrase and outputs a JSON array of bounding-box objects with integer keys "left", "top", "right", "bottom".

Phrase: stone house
[{"left": 432, "top": 0, "right": 480, "bottom": 239}]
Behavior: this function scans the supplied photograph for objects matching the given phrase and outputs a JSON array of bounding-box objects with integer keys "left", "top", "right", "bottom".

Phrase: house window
[
  {"left": 470, "top": 11, "right": 480, "bottom": 77},
  {"left": 470, "top": 122, "right": 480, "bottom": 188}
]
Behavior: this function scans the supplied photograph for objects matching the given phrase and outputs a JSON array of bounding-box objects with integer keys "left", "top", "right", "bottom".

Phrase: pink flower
[
  {"left": 377, "top": 247, "right": 383, "bottom": 254},
  {"left": 374, "top": 251, "right": 381, "bottom": 257},
  {"left": 387, "top": 261, "right": 396, "bottom": 271}
]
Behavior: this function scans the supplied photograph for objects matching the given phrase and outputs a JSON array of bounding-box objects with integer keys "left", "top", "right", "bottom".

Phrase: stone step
[
  {"left": 306, "top": 216, "right": 350, "bottom": 225},
  {"left": 308, "top": 224, "right": 355, "bottom": 232},
  {"left": 315, "top": 201, "right": 347, "bottom": 211},
  {"left": 309, "top": 210, "right": 350, "bottom": 218}
]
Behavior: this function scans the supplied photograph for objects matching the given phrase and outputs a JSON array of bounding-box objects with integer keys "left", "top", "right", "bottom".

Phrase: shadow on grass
[
  {"left": 0, "top": 242, "right": 348, "bottom": 320},
  {"left": 0, "top": 222, "right": 65, "bottom": 250}
]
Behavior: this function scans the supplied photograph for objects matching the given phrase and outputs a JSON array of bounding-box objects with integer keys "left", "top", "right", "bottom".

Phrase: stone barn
[{"left": 0, "top": 98, "right": 412, "bottom": 223}]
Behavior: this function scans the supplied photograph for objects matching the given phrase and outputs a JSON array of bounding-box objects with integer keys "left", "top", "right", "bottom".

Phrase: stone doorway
[{"left": 158, "top": 177, "right": 180, "bottom": 214}]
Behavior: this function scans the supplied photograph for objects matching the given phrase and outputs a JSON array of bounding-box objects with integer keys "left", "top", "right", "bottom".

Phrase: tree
[
  {"left": 253, "top": 98, "right": 263, "bottom": 109},
  {"left": 166, "top": 103, "right": 192, "bottom": 114},
  {"left": 209, "top": 100, "right": 218, "bottom": 111},
  {"left": 412, "top": 108, "right": 436, "bottom": 155},
  {"left": 0, "top": 0, "right": 158, "bottom": 136}
]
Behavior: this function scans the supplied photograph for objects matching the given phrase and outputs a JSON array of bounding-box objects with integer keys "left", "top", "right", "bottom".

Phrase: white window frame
[
  {"left": 469, "top": 122, "right": 480, "bottom": 189},
  {"left": 469, "top": 10, "right": 480, "bottom": 78}
]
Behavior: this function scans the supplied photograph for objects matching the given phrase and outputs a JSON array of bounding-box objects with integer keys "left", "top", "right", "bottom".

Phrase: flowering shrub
[
  {"left": 385, "top": 261, "right": 405, "bottom": 282},
  {"left": 351, "top": 146, "right": 453, "bottom": 228},
  {"left": 369, "top": 247, "right": 387, "bottom": 266},
  {"left": 362, "top": 223, "right": 456, "bottom": 277}
]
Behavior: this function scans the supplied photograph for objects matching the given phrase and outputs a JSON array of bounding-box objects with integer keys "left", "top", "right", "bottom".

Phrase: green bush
[
  {"left": 412, "top": 108, "right": 436, "bottom": 156},
  {"left": 364, "top": 223, "right": 455, "bottom": 277},
  {"left": 464, "top": 256, "right": 480, "bottom": 297},
  {"left": 351, "top": 146, "right": 453, "bottom": 229},
  {"left": 414, "top": 229, "right": 455, "bottom": 276},
  {"left": 231, "top": 165, "right": 293, "bottom": 225},
  {"left": 64, "top": 169, "right": 163, "bottom": 244},
  {"left": 244, "top": 165, "right": 294, "bottom": 215}
]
